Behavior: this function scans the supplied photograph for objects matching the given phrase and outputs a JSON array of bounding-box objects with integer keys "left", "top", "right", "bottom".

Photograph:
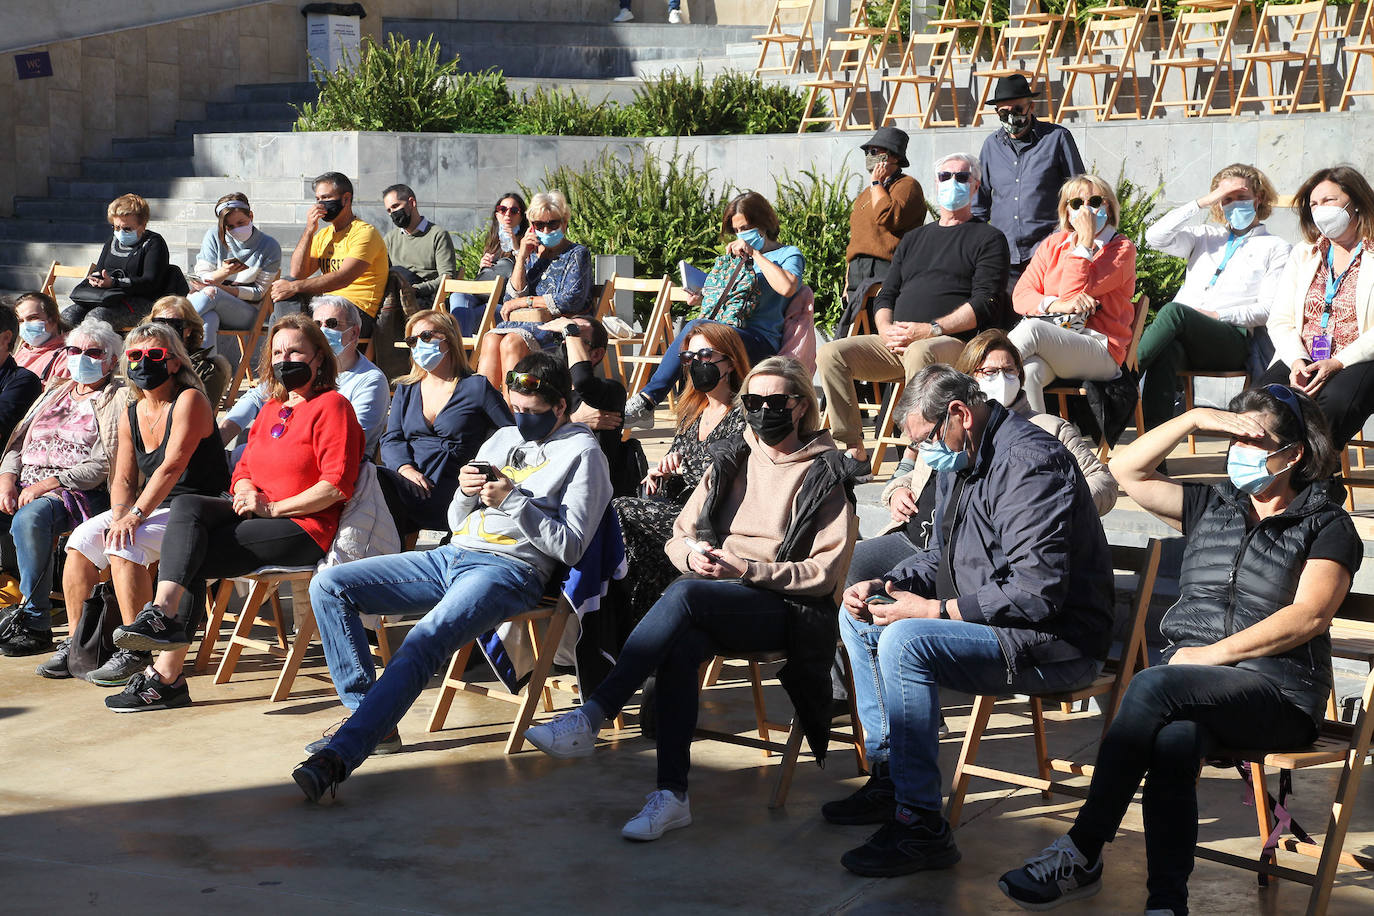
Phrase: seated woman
[
  {"left": 51, "top": 323, "right": 228, "bottom": 688},
  {"left": 378, "top": 309, "right": 512, "bottom": 536},
  {"left": 625, "top": 191, "right": 803, "bottom": 428},
  {"left": 1008, "top": 174, "right": 1137, "bottom": 412},
  {"left": 449, "top": 192, "right": 529, "bottom": 336},
  {"left": 999, "top": 384, "right": 1358, "bottom": 914},
  {"left": 64, "top": 193, "right": 173, "bottom": 330},
  {"left": 14, "top": 292, "right": 70, "bottom": 384},
  {"left": 527, "top": 356, "right": 858, "bottom": 842},
  {"left": 188, "top": 192, "right": 282, "bottom": 356},
  {"left": 1139, "top": 164, "right": 1290, "bottom": 431},
  {"left": 104, "top": 314, "right": 364, "bottom": 712},
  {"left": 581, "top": 322, "right": 751, "bottom": 693},
  {"left": 0, "top": 319, "right": 124, "bottom": 661},
  {"left": 1260, "top": 165, "right": 1374, "bottom": 451},
  {"left": 149, "top": 296, "right": 232, "bottom": 407},
  {"left": 476, "top": 190, "right": 592, "bottom": 395}
]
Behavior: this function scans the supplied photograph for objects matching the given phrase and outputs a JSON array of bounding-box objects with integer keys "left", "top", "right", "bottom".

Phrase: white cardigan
[{"left": 1268, "top": 240, "right": 1374, "bottom": 369}]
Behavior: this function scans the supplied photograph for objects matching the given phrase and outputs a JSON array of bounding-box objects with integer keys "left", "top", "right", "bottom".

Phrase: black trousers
[
  {"left": 158, "top": 495, "right": 325, "bottom": 594},
  {"left": 1258, "top": 359, "right": 1374, "bottom": 449}
]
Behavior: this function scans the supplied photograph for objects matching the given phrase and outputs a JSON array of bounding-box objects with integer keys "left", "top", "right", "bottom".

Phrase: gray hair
[
  {"left": 907, "top": 365, "right": 987, "bottom": 424},
  {"left": 934, "top": 152, "right": 982, "bottom": 184},
  {"left": 69, "top": 318, "right": 123, "bottom": 374},
  {"left": 528, "top": 190, "right": 571, "bottom": 222},
  {"left": 311, "top": 295, "right": 361, "bottom": 333}
]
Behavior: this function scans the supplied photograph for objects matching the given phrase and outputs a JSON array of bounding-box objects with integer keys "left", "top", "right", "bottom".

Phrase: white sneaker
[
  {"left": 613, "top": 9, "right": 634, "bottom": 22},
  {"left": 622, "top": 789, "right": 692, "bottom": 841},
  {"left": 668, "top": 9, "right": 682, "bottom": 23},
  {"left": 623, "top": 391, "right": 656, "bottom": 430},
  {"left": 525, "top": 709, "right": 598, "bottom": 758}
]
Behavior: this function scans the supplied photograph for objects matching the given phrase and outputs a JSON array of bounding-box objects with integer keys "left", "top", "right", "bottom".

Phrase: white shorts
[{"left": 67, "top": 506, "right": 174, "bottom": 570}]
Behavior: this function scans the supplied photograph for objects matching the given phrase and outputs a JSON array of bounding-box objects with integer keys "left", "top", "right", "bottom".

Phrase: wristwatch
[
  {"left": 130, "top": 506, "right": 147, "bottom": 520},
  {"left": 929, "top": 321, "right": 943, "bottom": 338},
  {"left": 939, "top": 600, "right": 951, "bottom": 620}
]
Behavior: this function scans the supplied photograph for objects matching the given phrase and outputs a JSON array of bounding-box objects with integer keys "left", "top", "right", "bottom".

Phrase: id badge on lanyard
[{"left": 1314, "top": 246, "right": 1359, "bottom": 360}]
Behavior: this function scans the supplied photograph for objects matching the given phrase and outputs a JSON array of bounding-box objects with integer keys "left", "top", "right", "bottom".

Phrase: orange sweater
[{"left": 1012, "top": 230, "right": 1137, "bottom": 365}]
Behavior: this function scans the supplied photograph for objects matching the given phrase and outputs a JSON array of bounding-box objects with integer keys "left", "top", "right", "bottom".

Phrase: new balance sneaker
[
  {"left": 622, "top": 392, "right": 656, "bottom": 430},
  {"left": 998, "top": 834, "right": 1104, "bottom": 910},
  {"left": 87, "top": 648, "right": 153, "bottom": 687},
  {"left": 113, "top": 603, "right": 190, "bottom": 651},
  {"left": 668, "top": 9, "right": 682, "bottom": 23},
  {"left": 293, "top": 749, "right": 348, "bottom": 804},
  {"left": 105, "top": 669, "right": 192, "bottom": 712},
  {"left": 0, "top": 620, "right": 54, "bottom": 657},
  {"left": 304, "top": 717, "right": 403, "bottom": 756},
  {"left": 612, "top": 8, "right": 634, "bottom": 22},
  {"left": 35, "top": 639, "right": 73, "bottom": 679},
  {"left": 840, "top": 807, "right": 962, "bottom": 877},
  {"left": 821, "top": 760, "right": 896, "bottom": 825},
  {"left": 621, "top": 789, "right": 692, "bottom": 841},
  {"left": 525, "top": 709, "right": 598, "bottom": 758}
]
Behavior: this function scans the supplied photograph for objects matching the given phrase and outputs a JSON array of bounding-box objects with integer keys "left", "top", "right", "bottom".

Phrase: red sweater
[
  {"left": 1012, "top": 230, "right": 1138, "bottom": 365},
  {"left": 233, "top": 390, "right": 364, "bottom": 552}
]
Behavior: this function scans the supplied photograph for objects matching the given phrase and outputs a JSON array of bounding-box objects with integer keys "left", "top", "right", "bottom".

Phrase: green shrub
[
  {"left": 774, "top": 169, "right": 859, "bottom": 333},
  {"left": 453, "top": 227, "right": 489, "bottom": 282},
  {"left": 1115, "top": 173, "right": 1186, "bottom": 317},
  {"left": 507, "top": 87, "right": 627, "bottom": 137},
  {"left": 623, "top": 68, "right": 821, "bottom": 136}
]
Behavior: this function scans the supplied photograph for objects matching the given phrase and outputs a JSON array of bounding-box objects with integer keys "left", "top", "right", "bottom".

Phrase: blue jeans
[
  {"left": 190, "top": 286, "right": 262, "bottom": 352},
  {"left": 0, "top": 493, "right": 105, "bottom": 629},
  {"left": 448, "top": 292, "right": 485, "bottom": 336},
  {"left": 640, "top": 319, "right": 775, "bottom": 405},
  {"left": 840, "top": 612, "right": 1100, "bottom": 811},
  {"left": 311, "top": 546, "right": 546, "bottom": 772}
]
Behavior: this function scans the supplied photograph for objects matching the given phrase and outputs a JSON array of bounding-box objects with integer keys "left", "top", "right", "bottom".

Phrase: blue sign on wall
[{"left": 16, "top": 52, "right": 53, "bottom": 80}]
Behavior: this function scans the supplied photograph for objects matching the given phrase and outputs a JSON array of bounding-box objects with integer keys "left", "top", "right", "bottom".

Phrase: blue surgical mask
[
  {"left": 320, "top": 326, "right": 346, "bottom": 354},
  {"left": 937, "top": 178, "right": 972, "bottom": 212},
  {"left": 19, "top": 321, "right": 50, "bottom": 347},
  {"left": 1223, "top": 200, "right": 1257, "bottom": 232},
  {"left": 412, "top": 340, "right": 445, "bottom": 371},
  {"left": 920, "top": 438, "right": 970, "bottom": 473},
  {"left": 536, "top": 228, "right": 565, "bottom": 247},
  {"left": 1093, "top": 206, "right": 1109, "bottom": 233},
  {"left": 1227, "top": 443, "right": 1293, "bottom": 495},
  {"left": 514, "top": 407, "right": 558, "bottom": 442},
  {"left": 67, "top": 353, "right": 105, "bottom": 384},
  {"left": 113, "top": 228, "right": 139, "bottom": 247},
  {"left": 737, "top": 227, "right": 767, "bottom": 250}
]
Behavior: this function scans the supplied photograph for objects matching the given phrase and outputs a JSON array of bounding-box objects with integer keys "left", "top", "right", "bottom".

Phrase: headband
[
  {"left": 1263, "top": 384, "right": 1308, "bottom": 442},
  {"left": 216, "top": 200, "right": 250, "bottom": 217}
]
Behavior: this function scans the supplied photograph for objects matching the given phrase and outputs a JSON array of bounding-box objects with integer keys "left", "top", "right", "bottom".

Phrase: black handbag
[
  {"left": 68, "top": 281, "right": 127, "bottom": 307},
  {"left": 65, "top": 582, "right": 120, "bottom": 680}
]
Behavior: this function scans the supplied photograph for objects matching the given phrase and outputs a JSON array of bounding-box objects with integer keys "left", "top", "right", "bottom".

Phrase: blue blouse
[
  {"left": 748, "top": 245, "right": 806, "bottom": 349},
  {"left": 504, "top": 244, "right": 593, "bottom": 317}
]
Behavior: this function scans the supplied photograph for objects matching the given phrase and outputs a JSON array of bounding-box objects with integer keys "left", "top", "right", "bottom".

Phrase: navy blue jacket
[
  {"left": 0, "top": 355, "right": 42, "bottom": 448},
  {"left": 972, "top": 120, "right": 1085, "bottom": 264}
]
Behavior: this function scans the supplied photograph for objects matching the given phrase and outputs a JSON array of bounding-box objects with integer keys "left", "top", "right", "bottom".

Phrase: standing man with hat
[
  {"left": 843, "top": 127, "right": 927, "bottom": 319},
  {"left": 972, "top": 75, "right": 1084, "bottom": 293}
]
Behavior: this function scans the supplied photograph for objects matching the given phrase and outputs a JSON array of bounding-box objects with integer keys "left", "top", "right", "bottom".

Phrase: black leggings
[{"left": 158, "top": 494, "right": 325, "bottom": 591}]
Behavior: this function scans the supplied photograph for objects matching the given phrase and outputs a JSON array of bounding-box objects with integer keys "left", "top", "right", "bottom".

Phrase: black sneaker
[
  {"left": 87, "top": 648, "right": 153, "bottom": 687},
  {"left": 840, "top": 807, "right": 962, "bottom": 877},
  {"left": 36, "top": 639, "right": 73, "bottom": 679},
  {"left": 105, "top": 669, "right": 192, "bottom": 713},
  {"left": 998, "top": 835, "right": 1103, "bottom": 910},
  {"left": 822, "top": 760, "right": 896, "bottom": 825},
  {"left": 303, "top": 717, "right": 402, "bottom": 756},
  {"left": 112, "top": 603, "right": 189, "bottom": 652},
  {"left": 293, "top": 749, "right": 348, "bottom": 803},
  {"left": 0, "top": 620, "right": 54, "bottom": 657}
]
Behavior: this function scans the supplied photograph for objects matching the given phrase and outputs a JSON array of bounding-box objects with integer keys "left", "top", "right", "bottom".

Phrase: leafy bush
[
  {"left": 773, "top": 169, "right": 859, "bottom": 332},
  {"left": 623, "top": 68, "right": 822, "bottom": 136},
  {"left": 1115, "top": 173, "right": 1186, "bottom": 316},
  {"left": 507, "top": 88, "right": 626, "bottom": 137}
]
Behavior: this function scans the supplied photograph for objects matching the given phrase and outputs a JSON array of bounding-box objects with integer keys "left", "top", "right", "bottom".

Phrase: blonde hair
[
  {"left": 528, "top": 190, "right": 571, "bottom": 223},
  {"left": 122, "top": 322, "right": 204, "bottom": 401},
  {"left": 108, "top": 193, "right": 150, "bottom": 225},
  {"left": 150, "top": 295, "right": 206, "bottom": 350},
  {"left": 1056, "top": 174, "right": 1119, "bottom": 232},
  {"left": 739, "top": 356, "right": 821, "bottom": 437},
  {"left": 1207, "top": 164, "right": 1277, "bottom": 224},
  {"left": 396, "top": 309, "right": 469, "bottom": 385}
]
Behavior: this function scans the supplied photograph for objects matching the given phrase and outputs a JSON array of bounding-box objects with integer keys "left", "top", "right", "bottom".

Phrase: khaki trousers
[{"left": 817, "top": 334, "right": 966, "bottom": 450}]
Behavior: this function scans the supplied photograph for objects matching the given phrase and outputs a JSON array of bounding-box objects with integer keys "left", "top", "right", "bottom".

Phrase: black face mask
[
  {"left": 319, "top": 198, "right": 344, "bottom": 222},
  {"left": 127, "top": 358, "right": 171, "bottom": 391},
  {"left": 273, "top": 360, "right": 314, "bottom": 390},
  {"left": 688, "top": 360, "right": 723, "bottom": 392},
  {"left": 746, "top": 407, "right": 795, "bottom": 447},
  {"left": 389, "top": 207, "right": 411, "bottom": 229},
  {"left": 152, "top": 317, "right": 187, "bottom": 340},
  {"left": 515, "top": 408, "right": 559, "bottom": 442}
]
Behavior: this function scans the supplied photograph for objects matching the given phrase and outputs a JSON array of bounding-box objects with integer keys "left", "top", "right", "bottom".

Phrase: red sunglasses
[{"left": 125, "top": 347, "right": 168, "bottom": 363}]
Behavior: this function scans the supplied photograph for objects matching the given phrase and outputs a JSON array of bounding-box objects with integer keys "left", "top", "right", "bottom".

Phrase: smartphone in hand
[
  {"left": 865, "top": 593, "right": 897, "bottom": 606},
  {"left": 468, "top": 461, "right": 499, "bottom": 481}
]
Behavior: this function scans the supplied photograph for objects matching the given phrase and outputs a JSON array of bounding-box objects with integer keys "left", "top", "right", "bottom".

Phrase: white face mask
[
  {"left": 1311, "top": 204, "right": 1352, "bottom": 241},
  {"left": 977, "top": 370, "right": 1021, "bottom": 407},
  {"left": 228, "top": 223, "right": 254, "bottom": 243}
]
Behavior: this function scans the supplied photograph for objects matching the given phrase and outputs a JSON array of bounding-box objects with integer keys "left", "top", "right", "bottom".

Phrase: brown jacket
[{"left": 846, "top": 173, "right": 926, "bottom": 263}]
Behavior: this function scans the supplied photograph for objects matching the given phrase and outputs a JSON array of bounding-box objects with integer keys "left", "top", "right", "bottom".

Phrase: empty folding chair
[
  {"left": 881, "top": 31, "right": 963, "bottom": 129},
  {"left": 1054, "top": 10, "right": 1149, "bottom": 123},
  {"left": 1147, "top": 7, "right": 1243, "bottom": 118},
  {"left": 1231, "top": 1, "right": 1330, "bottom": 115},
  {"left": 754, "top": 0, "right": 819, "bottom": 76},
  {"left": 798, "top": 37, "right": 879, "bottom": 132},
  {"left": 971, "top": 22, "right": 1058, "bottom": 125}
]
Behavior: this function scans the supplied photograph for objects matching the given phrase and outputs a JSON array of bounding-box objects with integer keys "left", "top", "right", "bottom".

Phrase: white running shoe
[
  {"left": 622, "top": 789, "right": 692, "bottom": 841},
  {"left": 622, "top": 391, "right": 656, "bottom": 430},
  {"left": 613, "top": 9, "right": 635, "bottom": 22},
  {"left": 525, "top": 709, "right": 598, "bottom": 758},
  {"left": 668, "top": 9, "right": 682, "bottom": 23}
]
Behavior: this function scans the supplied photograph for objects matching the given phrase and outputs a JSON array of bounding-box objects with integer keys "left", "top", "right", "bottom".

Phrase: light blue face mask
[
  {"left": 1223, "top": 200, "right": 1257, "bottom": 232},
  {"left": 320, "top": 326, "right": 346, "bottom": 355},
  {"left": 536, "top": 228, "right": 565, "bottom": 247},
  {"left": 67, "top": 353, "right": 105, "bottom": 385},
  {"left": 1227, "top": 443, "right": 1294, "bottom": 495},
  {"left": 918, "top": 412, "right": 970, "bottom": 473},
  {"left": 1093, "top": 206, "right": 1109, "bottom": 233},
  {"left": 19, "top": 321, "right": 50, "bottom": 347},
  {"left": 736, "top": 227, "right": 767, "bottom": 250},
  {"left": 412, "top": 340, "right": 445, "bottom": 371},
  {"left": 113, "top": 228, "right": 139, "bottom": 247},
  {"left": 937, "top": 178, "right": 972, "bottom": 212}
]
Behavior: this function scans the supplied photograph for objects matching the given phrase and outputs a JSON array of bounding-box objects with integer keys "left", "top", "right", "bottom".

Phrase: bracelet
[{"left": 939, "top": 599, "right": 951, "bottom": 620}]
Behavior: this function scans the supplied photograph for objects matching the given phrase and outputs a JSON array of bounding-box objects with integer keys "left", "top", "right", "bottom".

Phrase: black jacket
[
  {"left": 0, "top": 356, "right": 42, "bottom": 447},
  {"left": 886, "top": 402, "right": 1115, "bottom": 674},
  {"left": 91, "top": 230, "right": 172, "bottom": 301}
]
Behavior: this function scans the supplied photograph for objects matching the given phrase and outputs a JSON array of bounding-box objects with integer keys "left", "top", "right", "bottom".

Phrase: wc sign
[{"left": 15, "top": 52, "right": 52, "bottom": 80}]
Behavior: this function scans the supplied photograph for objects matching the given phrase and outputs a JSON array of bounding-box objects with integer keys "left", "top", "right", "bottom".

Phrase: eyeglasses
[
  {"left": 923, "top": 411, "right": 950, "bottom": 444},
  {"left": 405, "top": 330, "right": 447, "bottom": 347},
  {"left": 937, "top": 171, "right": 972, "bottom": 184},
  {"left": 740, "top": 393, "right": 799, "bottom": 412},
  {"left": 125, "top": 347, "right": 168, "bottom": 363},
  {"left": 972, "top": 366, "right": 1017, "bottom": 380},
  {"left": 495, "top": 204, "right": 523, "bottom": 215},
  {"left": 679, "top": 347, "right": 728, "bottom": 365},
  {"left": 532, "top": 220, "right": 562, "bottom": 231},
  {"left": 507, "top": 370, "right": 557, "bottom": 396},
  {"left": 66, "top": 346, "right": 105, "bottom": 359},
  {"left": 1068, "top": 195, "right": 1106, "bottom": 211},
  {"left": 270, "top": 406, "right": 294, "bottom": 439},
  {"left": 314, "top": 317, "right": 341, "bottom": 330}
]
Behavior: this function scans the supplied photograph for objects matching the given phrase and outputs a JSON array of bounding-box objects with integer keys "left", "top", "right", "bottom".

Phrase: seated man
[
  {"left": 818, "top": 153, "right": 1009, "bottom": 464},
  {"left": 269, "top": 171, "right": 389, "bottom": 336},
  {"left": 290, "top": 351, "right": 612, "bottom": 802},
  {"left": 220, "top": 296, "right": 389, "bottom": 458},
  {"left": 378, "top": 183, "right": 458, "bottom": 378},
  {"left": 562, "top": 315, "right": 642, "bottom": 498},
  {"left": 827, "top": 365, "right": 1114, "bottom": 877}
]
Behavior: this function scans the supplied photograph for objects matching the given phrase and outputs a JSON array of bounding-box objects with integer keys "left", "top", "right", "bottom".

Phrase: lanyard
[
  {"left": 1323, "top": 245, "right": 1361, "bottom": 326},
  {"left": 1206, "top": 233, "right": 1247, "bottom": 289}
]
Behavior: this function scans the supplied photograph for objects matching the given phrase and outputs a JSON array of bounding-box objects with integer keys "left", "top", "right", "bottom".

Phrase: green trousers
[{"left": 1137, "top": 300, "right": 1250, "bottom": 431}]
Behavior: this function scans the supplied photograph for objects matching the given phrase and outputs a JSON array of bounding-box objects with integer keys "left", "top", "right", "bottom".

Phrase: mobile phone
[
  {"left": 865, "top": 593, "right": 897, "bottom": 606},
  {"left": 469, "top": 461, "right": 499, "bottom": 481},
  {"left": 684, "top": 538, "right": 716, "bottom": 557}
]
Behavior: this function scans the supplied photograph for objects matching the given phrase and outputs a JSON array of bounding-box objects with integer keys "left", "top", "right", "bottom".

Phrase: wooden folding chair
[
  {"left": 836, "top": 0, "right": 906, "bottom": 68},
  {"left": 1008, "top": 0, "right": 1080, "bottom": 60},
  {"left": 204, "top": 564, "right": 320, "bottom": 702},
  {"left": 587, "top": 274, "right": 668, "bottom": 384},
  {"left": 970, "top": 22, "right": 1058, "bottom": 126},
  {"left": 610, "top": 277, "right": 678, "bottom": 399},
  {"left": 881, "top": 31, "right": 963, "bottom": 129},
  {"left": 1178, "top": 367, "right": 1250, "bottom": 453},
  {"left": 1339, "top": 2, "right": 1374, "bottom": 111},
  {"left": 753, "top": 0, "right": 819, "bottom": 76},
  {"left": 432, "top": 274, "right": 505, "bottom": 362},
  {"left": 946, "top": 538, "right": 1164, "bottom": 827},
  {"left": 1054, "top": 11, "right": 1148, "bottom": 123},
  {"left": 219, "top": 293, "right": 276, "bottom": 411},
  {"left": 798, "top": 37, "right": 878, "bottom": 132},
  {"left": 1231, "top": 1, "right": 1329, "bottom": 115},
  {"left": 1147, "top": 7, "right": 1243, "bottom": 118},
  {"left": 40, "top": 261, "right": 94, "bottom": 299},
  {"left": 927, "top": 0, "right": 996, "bottom": 69},
  {"left": 1094, "top": 0, "right": 1169, "bottom": 50}
]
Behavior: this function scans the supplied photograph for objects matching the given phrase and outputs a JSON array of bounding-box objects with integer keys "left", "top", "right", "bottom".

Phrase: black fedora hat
[
  {"left": 987, "top": 74, "right": 1039, "bottom": 105},
  {"left": 860, "top": 126, "right": 910, "bottom": 168}
]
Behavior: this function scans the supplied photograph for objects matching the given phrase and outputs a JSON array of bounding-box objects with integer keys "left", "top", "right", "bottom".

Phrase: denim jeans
[
  {"left": 640, "top": 319, "right": 775, "bottom": 405},
  {"left": 190, "top": 286, "right": 263, "bottom": 351},
  {"left": 311, "top": 546, "right": 546, "bottom": 772},
  {"left": 840, "top": 611, "right": 1100, "bottom": 811},
  {"left": 0, "top": 493, "right": 105, "bottom": 628},
  {"left": 590, "top": 577, "right": 789, "bottom": 793},
  {"left": 1070, "top": 664, "right": 1317, "bottom": 915}
]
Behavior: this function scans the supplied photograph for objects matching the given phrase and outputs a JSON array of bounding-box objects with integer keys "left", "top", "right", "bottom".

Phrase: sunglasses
[
  {"left": 405, "top": 330, "right": 447, "bottom": 347},
  {"left": 125, "top": 347, "right": 168, "bottom": 363},
  {"left": 270, "top": 405, "right": 294, "bottom": 439},
  {"left": 937, "top": 171, "right": 972, "bottom": 184},
  {"left": 495, "top": 204, "right": 523, "bottom": 215},
  {"left": 506, "top": 370, "right": 556, "bottom": 396},
  {"left": 740, "top": 393, "right": 799, "bottom": 412},
  {"left": 314, "top": 317, "right": 341, "bottom": 330},
  {"left": 1069, "top": 195, "right": 1106, "bottom": 211},
  {"left": 679, "top": 347, "right": 728, "bottom": 365},
  {"left": 66, "top": 345, "right": 105, "bottom": 359},
  {"left": 532, "top": 220, "right": 562, "bottom": 231}
]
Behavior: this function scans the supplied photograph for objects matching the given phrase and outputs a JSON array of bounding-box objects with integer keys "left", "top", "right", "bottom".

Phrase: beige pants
[{"left": 817, "top": 334, "right": 966, "bottom": 450}]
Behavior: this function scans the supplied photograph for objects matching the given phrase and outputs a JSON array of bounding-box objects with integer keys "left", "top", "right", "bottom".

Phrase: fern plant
[
  {"left": 1115, "top": 173, "right": 1186, "bottom": 317},
  {"left": 623, "top": 67, "right": 821, "bottom": 136},
  {"left": 774, "top": 169, "right": 860, "bottom": 332},
  {"left": 507, "top": 87, "right": 626, "bottom": 136}
]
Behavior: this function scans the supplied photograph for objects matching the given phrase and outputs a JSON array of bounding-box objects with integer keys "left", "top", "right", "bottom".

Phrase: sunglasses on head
[
  {"left": 66, "top": 345, "right": 105, "bottom": 359},
  {"left": 495, "top": 204, "right": 522, "bottom": 215},
  {"left": 270, "top": 405, "right": 294, "bottom": 440},
  {"left": 405, "top": 330, "right": 446, "bottom": 347},
  {"left": 315, "top": 317, "right": 341, "bottom": 330},
  {"left": 679, "top": 347, "right": 727, "bottom": 365},
  {"left": 1069, "top": 195, "right": 1106, "bottom": 211},
  {"left": 937, "top": 171, "right": 972, "bottom": 184},
  {"left": 532, "top": 220, "right": 562, "bottom": 232},
  {"left": 125, "top": 347, "right": 168, "bottom": 363},
  {"left": 740, "top": 393, "right": 799, "bottom": 412},
  {"left": 506, "top": 370, "right": 557, "bottom": 397}
]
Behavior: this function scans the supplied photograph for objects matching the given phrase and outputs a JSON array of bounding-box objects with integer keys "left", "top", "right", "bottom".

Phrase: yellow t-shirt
[{"left": 308, "top": 218, "right": 389, "bottom": 317}]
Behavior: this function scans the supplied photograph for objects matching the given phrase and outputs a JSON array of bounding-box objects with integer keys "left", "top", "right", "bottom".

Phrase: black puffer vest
[{"left": 1161, "top": 479, "right": 1355, "bottom": 722}]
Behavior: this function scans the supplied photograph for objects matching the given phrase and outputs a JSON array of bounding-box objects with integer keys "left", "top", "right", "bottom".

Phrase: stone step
[
  {"left": 110, "top": 137, "right": 195, "bottom": 159},
  {"left": 174, "top": 118, "right": 297, "bottom": 139},
  {"left": 47, "top": 176, "right": 309, "bottom": 202},
  {"left": 0, "top": 216, "right": 307, "bottom": 249},
  {"left": 202, "top": 100, "right": 304, "bottom": 122},
  {"left": 77, "top": 156, "right": 198, "bottom": 181},
  {"left": 231, "top": 81, "right": 319, "bottom": 104},
  {"left": 15, "top": 196, "right": 311, "bottom": 223}
]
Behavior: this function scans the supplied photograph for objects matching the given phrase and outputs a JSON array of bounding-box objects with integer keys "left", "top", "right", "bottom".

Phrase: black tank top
[{"left": 128, "top": 392, "right": 230, "bottom": 507}]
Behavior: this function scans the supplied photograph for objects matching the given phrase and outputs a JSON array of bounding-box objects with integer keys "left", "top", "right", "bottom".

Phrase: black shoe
[
  {"left": 87, "top": 648, "right": 153, "bottom": 687},
  {"left": 36, "top": 638, "right": 73, "bottom": 679},
  {"left": 105, "top": 669, "right": 192, "bottom": 712},
  {"left": 822, "top": 760, "right": 896, "bottom": 825},
  {"left": 840, "top": 808, "right": 962, "bottom": 877},
  {"left": 113, "top": 603, "right": 189, "bottom": 652},
  {"left": 304, "top": 717, "right": 402, "bottom": 756},
  {"left": 0, "top": 620, "right": 54, "bottom": 657},
  {"left": 998, "top": 835, "right": 1103, "bottom": 910},
  {"left": 293, "top": 749, "right": 348, "bottom": 803}
]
